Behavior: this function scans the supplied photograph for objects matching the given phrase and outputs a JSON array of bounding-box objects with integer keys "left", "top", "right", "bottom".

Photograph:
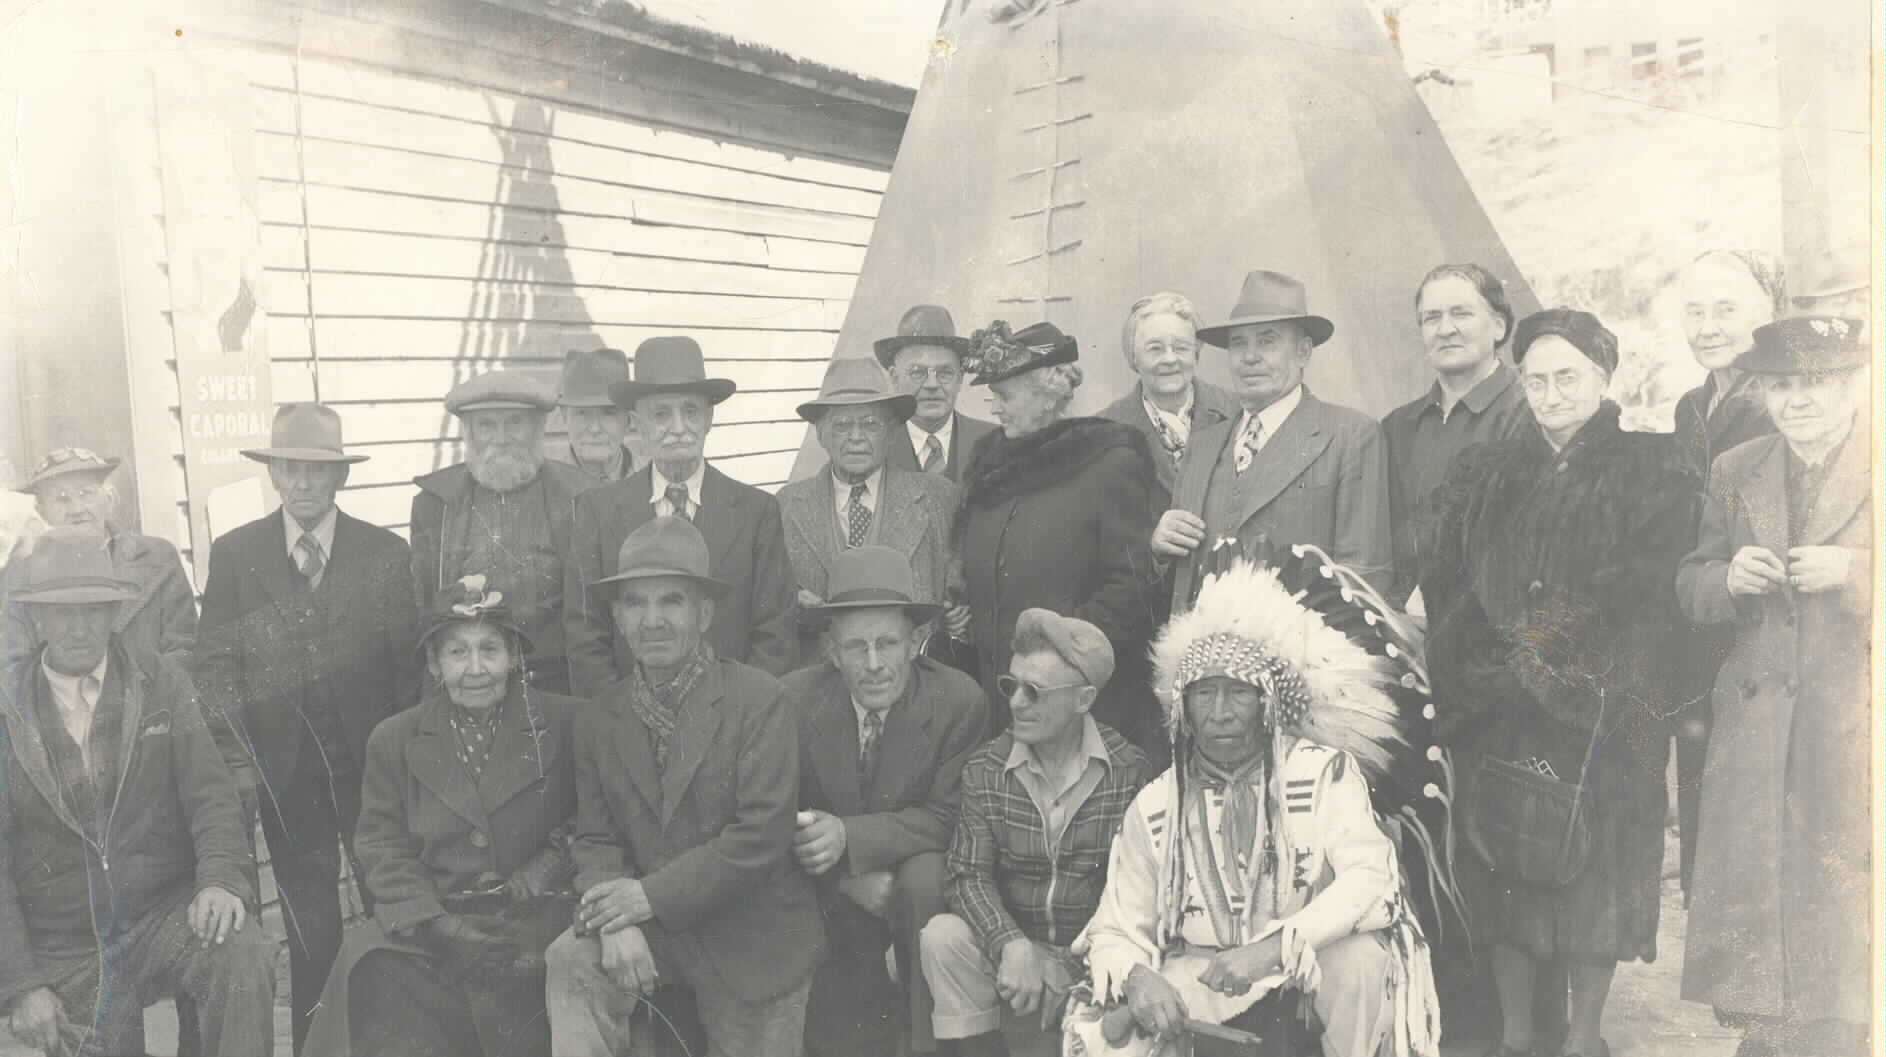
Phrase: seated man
[
  {"left": 545, "top": 516, "right": 824, "bottom": 1057},
  {"left": 786, "top": 545, "right": 989, "bottom": 1056},
  {"left": 1067, "top": 556, "right": 1440, "bottom": 1057},
  {"left": 0, "top": 527, "right": 273, "bottom": 1057},
  {"left": 921, "top": 609, "right": 1153, "bottom": 1057}
]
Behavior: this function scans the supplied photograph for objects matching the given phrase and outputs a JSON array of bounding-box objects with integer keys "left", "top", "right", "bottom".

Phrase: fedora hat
[
  {"left": 1739, "top": 316, "right": 1868, "bottom": 375},
  {"left": 446, "top": 368, "right": 558, "bottom": 416},
  {"left": 591, "top": 516, "right": 729, "bottom": 599},
  {"left": 12, "top": 526, "right": 138, "bottom": 605},
  {"left": 610, "top": 337, "right": 737, "bottom": 407},
  {"left": 1197, "top": 270, "right": 1334, "bottom": 348},
  {"left": 24, "top": 448, "right": 120, "bottom": 491},
  {"left": 241, "top": 403, "right": 370, "bottom": 464},
  {"left": 417, "top": 573, "right": 535, "bottom": 656},
  {"left": 873, "top": 304, "right": 974, "bottom": 368},
  {"left": 804, "top": 545, "right": 942, "bottom": 624},
  {"left": 558, "top": 348, "right": 632, "bottom": 408},
  {"left": 796, "top": 359, "right": 918, "bottom": 423},
  {"left": 967, "top": 320, "right": 1078, "bottom": 386}
]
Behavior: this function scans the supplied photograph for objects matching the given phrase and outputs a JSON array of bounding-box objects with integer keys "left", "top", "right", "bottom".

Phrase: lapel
[
  {"left": 603, "top": 683, "right": 665, "bottom": 817},
  {"left": 254, "top": 510, "right": 308, "bottom": 612},
  {"left": 867, "top": 669, "right": 934, "bottom": 801},
  {"left": 406, "top": 696, "right": 489, "bottom": 828},
  {"left": 810, "top": 672, "right": 863, "bottom": 813},
  {"left": 886, "top": 421, "right": 921, "bottom": 474},
  {"left": 783, "top": 473, "right": 842, "bottom": 580},
  {"left": 874, "top": 470, "right": 929, "bottom": 558},
  {"left": 948, "top": 413, "right": 979, "bottom": 479},
  {"left": 1, "top": 657, "right": 84, "bottom": 834},
  {"left": 1177, "top": 417, "right": 1235, "bottom": 515},
  {"left": 475, "top": 688, "right": 556, "bottom": 811},
  {"left": 1801, "top": 423, "right": 1871, "bottom": 545},
  {"left": 695, "top": 465, "right": 741, "bottom": 577},
  {"left": 1235, "top": 392, "right": 1333, "bottom": 528},
  {"left": 1731, "top": 437, "right": 1790, "bottom": 553},
  {"left": 108, "top": 532, "right": 163, "bottom": 632},
  {"left": 109, "top": 650, "right": 147, "bottom": 793},
  {"left": 657, "top": 660, "right": 726, "bottom": 827}
]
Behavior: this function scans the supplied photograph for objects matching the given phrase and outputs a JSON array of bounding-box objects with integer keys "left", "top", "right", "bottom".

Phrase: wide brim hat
[
  {"left": 11, "top": 526, "right": 138, "bottom": 604},
  {"left": 796, "top": 358, "right": 918, "bottom": 423},
  {"left": 241, "top": 403, "right": 370, "bottom": 464},
  {"left": 558, "top": 347, "right": 633, "bottom": 408},
  {"left": 1739, "top": 316, "right": 1869, "bottom": 374},
  {"left": 591, "top": 515, "right": 730, "bottom": 599},
  {"left": 446, "top": 368, "right": 559, "bottom": 416},
  {"left": 967, "top": 320, "right": 1079, "bottom": 387},
  {"left": 802, "top": 545, "right": 943, "bottom": 624},
  {"left": 25, "top": 448, "right": 121, "bottom": 491},
  {"left": 610, "top": 336, "right": 737, "bottom": 406},
  {"left": 416, "top": 574, "right": 535, "bottom": 655},
  {"left": 1196, "top": 269, "right": 1334, "bottom": 348},
  {"left": 873, "top": 304, "right": 975, "bottom": 367}
]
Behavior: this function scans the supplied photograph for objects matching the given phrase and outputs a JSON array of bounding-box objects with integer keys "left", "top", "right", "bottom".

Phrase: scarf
[
  {"left": 629, "top": 644, "right": 713, "bottom": 770},
  {"left": 447, "top": 690, "right": 507, "bottom": 782},
  {"left": 1183, "top": 747, "right": 1274, "bottom": 947},
  {"left": 1142, "top": 387, "right": 1195, "bottom": 464}
]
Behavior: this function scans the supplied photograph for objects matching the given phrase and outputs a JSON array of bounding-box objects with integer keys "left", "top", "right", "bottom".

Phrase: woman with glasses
[
  {"left": 1098, "top": 291, "right": 1241, "bottom": 494},
  {"left": 1420, "top": 309, "right": 1700, "bottom": 1057},
  {"left": 950, "top": 320, "right": 1166, "bottom": 758}
]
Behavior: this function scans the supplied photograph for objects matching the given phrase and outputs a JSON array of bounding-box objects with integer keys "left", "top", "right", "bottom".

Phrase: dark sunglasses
[{"left": 996, "top": 673, "right": 1087, "bottom": 707}]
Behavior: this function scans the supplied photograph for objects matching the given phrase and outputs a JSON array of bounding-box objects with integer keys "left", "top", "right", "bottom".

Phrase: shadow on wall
[{"left": 435, "top": 97, "right": 604, "bottom": 469}]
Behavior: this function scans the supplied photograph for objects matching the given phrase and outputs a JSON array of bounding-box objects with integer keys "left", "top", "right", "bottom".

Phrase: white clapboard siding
[{"left": 154, "top": 38, "right": 893, "bottom": 550}]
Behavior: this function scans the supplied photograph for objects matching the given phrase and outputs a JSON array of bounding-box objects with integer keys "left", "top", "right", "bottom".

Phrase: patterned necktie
[
  {"left": 1233, "top": 416, "right": 1264, "bottom": 475},
  {"left": 845, "top": 483, "right": 871, "bottom": 547},
  {"left": 294, "top": 533, "right": 326, "bottom": 585},
  {"left": 921, "top": 432, "right": 945, "bottom": 474},
  {"left": 859, "top": 709, "right": 884, "bottom": 787},
  {"left": 664, "top": 482, "right": 692, "bottom": 520}
]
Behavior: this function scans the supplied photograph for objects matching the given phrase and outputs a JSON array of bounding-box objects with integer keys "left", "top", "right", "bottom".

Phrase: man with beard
[
  {"left": 412, "top": 368, "right": 595, "bottom": 694},
  {"left": 564, "top": 337, "right": 796, "bottom": 695}
]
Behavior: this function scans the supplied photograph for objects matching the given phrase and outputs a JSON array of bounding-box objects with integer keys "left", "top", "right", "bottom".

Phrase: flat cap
[
  {"left": 445, "top": 368, "right": 558, "bottom": 416},
  {"left": 1013, "top": 607, "right": 1115, "bottom": 689}
]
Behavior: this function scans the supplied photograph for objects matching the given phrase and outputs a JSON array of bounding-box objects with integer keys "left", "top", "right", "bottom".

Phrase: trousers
[{"left": 807, "top": 850, "right": 949, "bottom": 1056}]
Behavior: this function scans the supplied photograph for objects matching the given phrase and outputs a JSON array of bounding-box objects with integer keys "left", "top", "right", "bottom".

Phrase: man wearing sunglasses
[{"left": 920, "top": 608, "right": 1152, "bottom": 1057}]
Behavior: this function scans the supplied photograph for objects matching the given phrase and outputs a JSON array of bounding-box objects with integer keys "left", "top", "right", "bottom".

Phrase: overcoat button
[{"left": 469, "top": 830, "right": 489, "bottom": 849}]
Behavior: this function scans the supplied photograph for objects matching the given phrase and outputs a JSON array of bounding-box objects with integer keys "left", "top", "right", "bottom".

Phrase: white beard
[{"left": 467, "top": 443, "right": 544, "bottom": 493}]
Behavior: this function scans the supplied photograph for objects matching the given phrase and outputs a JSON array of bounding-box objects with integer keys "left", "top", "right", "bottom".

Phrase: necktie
[
  {"left": 664, "top": 482, "right": 692, "bottom": 520},
  {"left": 859, "top": 709, "right": 884, "bottom": 787},
  {"left": 845, "top": 483, "right": 871, "bottom": 547},
  {"left": 294, "top": 533, "right": 326, "bottom": 585},
  {"left": 1233, "top": 417, "right": 1264, "bottom": 475},
  {"left": 921, "top": 433, "right": 945, "bottom": 474}
]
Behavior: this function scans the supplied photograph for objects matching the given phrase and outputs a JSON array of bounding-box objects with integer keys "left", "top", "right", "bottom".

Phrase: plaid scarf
[
  {"left": 447, "top": 689, "right": 507, "bottom": 782},
  {"left": 628, "top": 644, "right": 713, "bottom": 770}
]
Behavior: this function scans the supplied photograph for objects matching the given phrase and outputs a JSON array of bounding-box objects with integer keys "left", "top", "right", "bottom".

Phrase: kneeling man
[
  {"left": 546, "top": 516, "right": 824, "bottom": 1057},
  {"left": 0, "top": 527, "right": 272, "bottom": 1057},
  {"left": 787, "top": 545, "right": 989, "bottom": 1055},
  {"left": 1068, "top": 558, "right": 1438, "bottom": 1057}
]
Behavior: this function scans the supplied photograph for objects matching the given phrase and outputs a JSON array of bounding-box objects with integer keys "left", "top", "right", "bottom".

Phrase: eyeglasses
[
  {"left": 898, "top": 365, "right": 961, "bottom": 385},
  {"left": 823, "top": 415, "right": 886, "bottom": 437},
  {"left": 996, "top": 673, "right": 1088, "bottom": 706}
]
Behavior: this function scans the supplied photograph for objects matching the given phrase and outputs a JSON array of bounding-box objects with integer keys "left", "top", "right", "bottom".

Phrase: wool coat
[
  {"left": 193, "top": 508, "right": 418, "bottom": 786},
  {"left": 569, "top": 657, "right": 825, "bottom": 1003},
  {"left": 1420, "top": 404, "right": 1700, "bottom": 961},
  {"left": 1097, "top": 380, "right": 1241, "bottom": 495},
  {"left": 778, "top": 466, "right": 958, "bottom": 608},
  {"left": 1168, "top": 389, "right": 1392, "bottom": 608},
  {"left": 3, "top": 526, "right": 198, "bottom": 669},
  {"left": 563, "top": 463, "right": 796, "bottom": 695},
  {"left": 303, "top": 683, "right": 580, "bottom": 1057},
  {"left": 885, "top": 411, "right": 999, "bottom": 482},
  {"left": 951, "top": 417, "right": 1166, "bottom": 746},
  {"left": 1678, "top": 430, "right": 1872, "bottom": 1023},
  {"left": 0, "top": 645, "right": 252, "bottom": 1005}
]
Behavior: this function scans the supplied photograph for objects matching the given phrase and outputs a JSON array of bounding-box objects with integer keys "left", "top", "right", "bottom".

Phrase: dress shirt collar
[
  {"left": 1425, "top": 361, "right": 1514, "bottom": 421},
  {"left": 831, "top": 467, "right": 883, "bottom": 509},
  {"left": 651, "top": 461, "right": 708, "bottom": 509},
  {"left": 1005, "top": 713, "right": 1110, "bottom": 776},
  {"left": 1236, "top": 384, "right": 1305, "bottom": 446},
  {"left": 43, "top": 652, "right": 108, "bottom": 720},
  {"left": 907, "top": 414, "right": 956, "bottom": 457},
  {"left": 283, "top": 506, "right": 338, "bottom": 560}
]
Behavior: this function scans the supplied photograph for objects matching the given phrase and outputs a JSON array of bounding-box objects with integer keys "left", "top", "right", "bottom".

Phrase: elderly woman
[
  {"left": 304, "top": 574, "right": 580, "bottom": 1057},
  {"left": 1098, "top": 292, "right": 1240, "bottom": 493},
  {"left": 953, "top": 320, "right": 1165, "bottom": 754},
  {"left": 1421, "top": 309, "right": 1699, "bottom": 1057}
]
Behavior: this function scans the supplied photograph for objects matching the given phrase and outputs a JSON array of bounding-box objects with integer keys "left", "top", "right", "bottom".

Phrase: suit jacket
[
  {"left": 1169, "top": 390, "right": 1392, "bottom": 607},
  {"left": 569, "top": 658, "right": 824, "bottom": 1002},
  {"left": 564, "top": 463, "right": 795, "bottom": 695},
  {"left": 1678, "top": 431, "right": 1872, "bottom": 1021},
  {"left": 1097, "top": 380, "right": 1241, "bottom": 495},
  {"left": 4, "top": 526, "right": 198, "bottom": 669},
  {"left": 884, "top": 412, "right": 998, "bottom": 482},
  {"left": 785, "top": 656, "right": 988, "bottom": 876},
  {"left": 778, "top": 468, "right": 958, "bottom": 607},
  {"left": 193, "top": 508, "right": 418, "bottom": 785}
]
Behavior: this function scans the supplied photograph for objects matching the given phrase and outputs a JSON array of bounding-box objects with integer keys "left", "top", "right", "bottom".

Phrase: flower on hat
[
  {"left": 447, "top": 574, "right": 505, "bottom": 618},
  {"left": 967, "top": 319, "right": 1061, "bottom": 380},
  {"left": 1811, "top": 318, "right": 1831, "bottom": 336},
  {"left": 1830, "top": 318, "right": 1851, "bottom": 338}
]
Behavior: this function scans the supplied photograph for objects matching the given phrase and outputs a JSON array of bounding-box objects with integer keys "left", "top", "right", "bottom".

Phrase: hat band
[
  {"left": 825, "top": 587, "right": 921, "bottom": 606},
  {"left": 819, "top": 387, "right": 895, "bottom": 401}
]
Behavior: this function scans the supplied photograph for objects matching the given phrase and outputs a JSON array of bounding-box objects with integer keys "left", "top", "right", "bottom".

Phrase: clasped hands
[
  {"left": 1728, "top": 544, "right": 1852, "bottom": 597},
  {"left": 1119, "top": 934, "right": 1284, "bottom": 1040}
]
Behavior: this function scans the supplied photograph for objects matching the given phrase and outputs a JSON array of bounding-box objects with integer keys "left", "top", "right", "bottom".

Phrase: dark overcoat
[
  {"left": 569, "top": 657, "right": 825, "bottom": 1002},
  {"left": 563, "top": 464, "right": 796, "bottom": 695},
  {"left": 1678, "top": 430, "right": 1872, "bottom": 1023},
  {"left": 193, "top": 508, "right": 418, "bottom": 785},
  {"left": 884, "top": 410, "right": 999, "bottom": 482},
  {"left": 303, "top": 683, "right": 579, "bottom": 1057},
  {"left": 952, "top": 417, "right": 1166, "bottom": 746},
  {"left": 1097, "top": 379, "right": 1240, "bottom": 495}
]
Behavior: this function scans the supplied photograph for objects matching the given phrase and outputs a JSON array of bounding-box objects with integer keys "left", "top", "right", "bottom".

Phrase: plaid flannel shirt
[{"left": 944, "top": 720, "right": 1152, "bottom": 962}]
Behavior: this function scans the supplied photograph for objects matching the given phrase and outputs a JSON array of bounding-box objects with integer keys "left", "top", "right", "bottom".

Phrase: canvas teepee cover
[{"left": 794, "top": 0, "right": 1537, "bottom": 477}]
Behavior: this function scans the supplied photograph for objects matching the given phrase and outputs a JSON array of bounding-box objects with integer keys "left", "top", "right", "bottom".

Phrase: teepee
[{"left": 794, "top": 0, "right": 1536, "bottom": 477}]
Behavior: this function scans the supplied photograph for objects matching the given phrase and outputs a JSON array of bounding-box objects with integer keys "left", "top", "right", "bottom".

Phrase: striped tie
[
  {"left": 294, "top": 533, "right": 326, "bottom": 586},
  {"left": 921, "top": 433, "right": 945, "bottom": 474}
]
